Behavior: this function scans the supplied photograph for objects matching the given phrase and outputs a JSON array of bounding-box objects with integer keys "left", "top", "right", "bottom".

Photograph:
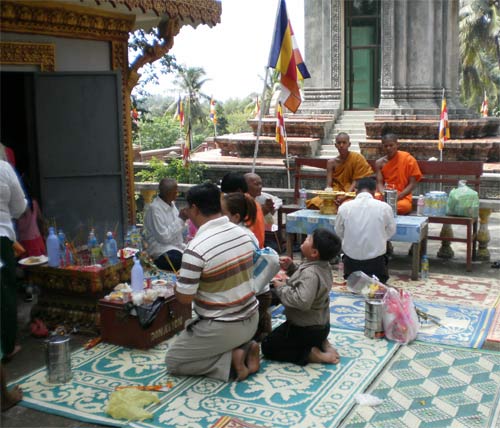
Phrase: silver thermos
[{"left": 45, "top": 334, "right": 72, "bottom": 384}]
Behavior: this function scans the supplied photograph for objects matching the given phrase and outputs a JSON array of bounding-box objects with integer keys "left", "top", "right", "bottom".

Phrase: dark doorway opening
[{"left": 345, "top": 0, "right": 381, "bottom": 110}]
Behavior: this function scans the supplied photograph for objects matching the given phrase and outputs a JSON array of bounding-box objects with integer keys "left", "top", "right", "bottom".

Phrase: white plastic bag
[
  {"left": 253, "top": 246, "right": 280, "bottom": 294},
  {"left": 346, "top": 271, "right": 388, "bottom": 299},
  {"left": 382, "top": 288, "right": 419, "bottom": 344}
]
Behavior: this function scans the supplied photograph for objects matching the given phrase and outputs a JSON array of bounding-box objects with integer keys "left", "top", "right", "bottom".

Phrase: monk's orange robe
[
  {"left": 248, "top": 198, "right": 265, "bottom": 248},
  {"left": 307, "top": 152, "right": 374, "bottom": 210},
  {"left": 381, "top": 151, "right": 422, "bottom": 214}
]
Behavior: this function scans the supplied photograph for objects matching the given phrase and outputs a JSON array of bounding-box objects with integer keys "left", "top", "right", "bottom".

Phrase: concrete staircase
[{"left": 319, "top": 110, "right": 375, "bottom": 158}]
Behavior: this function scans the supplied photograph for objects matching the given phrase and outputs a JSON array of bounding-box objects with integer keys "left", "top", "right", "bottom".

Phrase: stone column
[
  {"left": 301, "top": 0, "right": 343, "bottom": 116},
  {"left": 376, "top": 0, "right": 471, "bottom": 119}
]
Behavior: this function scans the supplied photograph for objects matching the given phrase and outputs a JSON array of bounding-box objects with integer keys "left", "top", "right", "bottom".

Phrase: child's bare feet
[
  {"left": 231, "top": 348, "right": 249, "bottom": 381},
  {"left": 246, "top": 341, "right": 260, "bottom": 375},
  {"left": 1, "top": 385, "right": 23, "bottom": 412},
  {"left": 308, "top": 346, "right": 340, "bottom": 364},
  {"left": 322, "top": 339, "right": 340, "bottom": 360}
]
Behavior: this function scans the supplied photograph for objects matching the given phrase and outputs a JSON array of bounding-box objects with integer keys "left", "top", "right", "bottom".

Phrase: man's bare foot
[
  {"left": 308, "top": 346, "right": 340, "bottom": 364},
  {"left": 231, "top": 348, "right": 249, "bottom": 381},
  {"left": 246, "top": 341, "right": 260, "bottom": 375},
  {"left": 3, "top": 345, "right": 21, "bottom": 361},
  {"left": 1, "top": 385, "right": 23, "bottom": 412}
]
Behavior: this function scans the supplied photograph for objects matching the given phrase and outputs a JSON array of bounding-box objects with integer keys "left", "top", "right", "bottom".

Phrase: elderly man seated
[{"left": 143, "top": 178, "right": 188, "bottom": 272}]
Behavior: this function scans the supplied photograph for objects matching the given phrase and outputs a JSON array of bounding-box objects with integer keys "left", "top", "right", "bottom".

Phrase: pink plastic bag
[{"left": 382, "top": 288, "right": 419, "bottom": 344}]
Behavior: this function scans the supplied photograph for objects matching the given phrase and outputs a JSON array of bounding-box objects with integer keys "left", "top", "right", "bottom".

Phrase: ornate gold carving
[
  {"left": 1, "top": 1, "right": 133, "bottom": 42},
  {"left": 95, "top": 0, "right": 222, "bottom": 26},
  {"left": 0, "top": 41, "right": 55, "bottom": 71},
  {"left": 111, "top": 40, "right": 135, "bottom": 222}
]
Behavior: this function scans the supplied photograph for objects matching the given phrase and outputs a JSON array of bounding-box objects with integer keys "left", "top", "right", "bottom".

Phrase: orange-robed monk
[
  {"left": 307, "top": 133, "right": 373, "bottom": 211},
  {"left": 375, "top": 133, "right": 422, "bottom": 215}
]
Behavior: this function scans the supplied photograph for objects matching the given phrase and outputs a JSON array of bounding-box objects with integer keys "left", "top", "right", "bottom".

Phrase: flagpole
[
  {"left": 440, "top": 88, "right": 444, "bottom": 163},
  {"left": 284, "top": 120, "right": 291, "bottom": 189},
  {"left": 251, "top": 66, "right": 271, "bottom": 173},
  {"left": 252, "top": 0, "right": 283, "bottom": 173},
  {"left": 439, "top": 88, "right": 445, "bottom": 191}
]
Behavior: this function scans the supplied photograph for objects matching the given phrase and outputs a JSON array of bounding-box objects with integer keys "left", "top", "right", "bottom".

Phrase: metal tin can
[
  {"left": 364, "top": 299, "right": 385, "bottom": 339},
  {"left": 384, "top": 189, "right": 398, "bottom": 217},
  {"left": 45, "top": 334, "right": 72, "bottom": 384}
]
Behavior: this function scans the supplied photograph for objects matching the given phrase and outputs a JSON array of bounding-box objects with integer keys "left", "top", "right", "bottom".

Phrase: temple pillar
[
  {"left": 301, "top": 0, "right": 343, "bottom": 116},
  {"left": 376, "top": 0, "right": 472, "bottom": 119}
]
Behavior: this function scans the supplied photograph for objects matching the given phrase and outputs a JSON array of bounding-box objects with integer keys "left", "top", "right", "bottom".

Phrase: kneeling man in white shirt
[{"left": 335, "top": 177, "right": 396, "bottom": 283}]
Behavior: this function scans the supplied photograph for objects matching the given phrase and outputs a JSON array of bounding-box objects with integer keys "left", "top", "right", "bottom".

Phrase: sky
[{"left": 143, "top": 0, "right": 305, "bottom": 102}]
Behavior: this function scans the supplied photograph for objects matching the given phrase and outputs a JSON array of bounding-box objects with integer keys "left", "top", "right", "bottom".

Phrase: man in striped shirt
[{"left": 166, "top": 183, "right": 260, "bottom": 382}]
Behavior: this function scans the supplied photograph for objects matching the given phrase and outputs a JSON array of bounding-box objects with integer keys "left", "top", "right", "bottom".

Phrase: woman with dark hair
[{"left": 222, "top": 192, "right": 272, "bottom": 342}]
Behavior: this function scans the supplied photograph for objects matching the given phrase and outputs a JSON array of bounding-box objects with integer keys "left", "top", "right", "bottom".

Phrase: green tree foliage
[
  {"left": 223, "top": 97, "right": 253, "bottom": 134},
  {"left": 128, "top": 28, "right": 183, "bottom": 98},
  {"left": 133, "top": 114, "right": 183, "bottom": 151},
  {"left": 459, "top": 0, "right": 500, "bottom": 113},
  {"left": 135, "top": 157, "right": 206, "bottom": 184}
]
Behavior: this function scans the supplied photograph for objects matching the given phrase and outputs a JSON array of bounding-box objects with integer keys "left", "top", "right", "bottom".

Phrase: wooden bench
[{"left": 279, "top": 157, "right": 483, "bottom": 271}]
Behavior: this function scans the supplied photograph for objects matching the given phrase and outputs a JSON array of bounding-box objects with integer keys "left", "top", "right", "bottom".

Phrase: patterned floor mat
[
  {"left": 12, "top": 328, "right": 398, "bottom": 428},
  {"left": 334, "top": 271, "right": 500, "bottom": 308},
  {"left": 326, "top": 292, "right": 496, "bottom": 349},
  {"left": 340, "top": 342, "right": 500, "bottom": 428}
]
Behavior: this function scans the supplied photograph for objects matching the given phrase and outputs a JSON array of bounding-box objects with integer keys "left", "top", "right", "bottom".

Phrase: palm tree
[
  {"left": 172, "top": 67, "right": 211, "bottom": 124},
  {"left": 459, "top": 0, "right": 500, "bottom": 113}
]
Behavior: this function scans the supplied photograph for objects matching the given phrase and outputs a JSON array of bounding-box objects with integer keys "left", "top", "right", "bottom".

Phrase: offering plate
[{"left": 312, "top": 190, "right": 356, "bottom": 215}]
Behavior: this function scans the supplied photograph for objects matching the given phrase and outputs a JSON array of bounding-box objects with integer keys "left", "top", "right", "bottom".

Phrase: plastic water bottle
[
  {"left": 299, "top": 188, "right": 307, "bottom": 208},
  {"left": 130, "top": 225, "right": 142, "bottom": 251},
  {"left": 104, "top": 232, "right": 118, "bottom": 265},
  {"left": 421, "top": 255, "right": 429, "bottom": 280},
  {"left": 417, "top": 194, "right": 425, "bottom": 216},
  {"left": 131, "top": 256, "right": 144, "bottom": 292},
  {"left": 124, "top": 229, "right": 132, "bottom": 248},
  {"left": 87, "top": 230, "right": 98, "bottom": 265},
  {"left": 57, "top": 229, "right": 66, "bottom": 266},
  {"left": 46, "top": 227, "right": 60, "bottom": 267}
]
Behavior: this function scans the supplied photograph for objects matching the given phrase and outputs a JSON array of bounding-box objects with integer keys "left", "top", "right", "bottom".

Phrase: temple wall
[{"left": 1, "top": 32, "right": 110, "bottom": 71}]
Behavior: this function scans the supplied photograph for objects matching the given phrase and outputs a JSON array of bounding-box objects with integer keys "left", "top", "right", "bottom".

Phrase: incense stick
[{"left": 163, "top": 254, "right": 178, "bottom": 275}]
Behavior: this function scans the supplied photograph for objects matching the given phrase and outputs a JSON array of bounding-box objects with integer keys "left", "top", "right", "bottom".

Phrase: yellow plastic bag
[{"left": 106, "top": 389, "right": 159, "bottom": 421}]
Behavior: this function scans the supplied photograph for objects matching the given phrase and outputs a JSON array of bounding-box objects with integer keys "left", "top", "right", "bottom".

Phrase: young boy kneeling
[{"left": 262, "top": 228, "right": 341, "bottom": 365}]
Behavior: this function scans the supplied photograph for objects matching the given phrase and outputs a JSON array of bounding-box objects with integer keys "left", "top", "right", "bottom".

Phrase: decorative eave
[
  {"left": 78, "top": 0, "right": 222, "bottom": 30},
  {"left": 0, "top": 1, "right": 221, "bottom": 41},
  {"left": 0, "top": 1, "right": 134, "bottom": 42}
]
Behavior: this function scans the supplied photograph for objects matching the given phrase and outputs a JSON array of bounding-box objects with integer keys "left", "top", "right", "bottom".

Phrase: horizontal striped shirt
[{"left": 177, "top": 216, "right": 258, "bottom": 321}]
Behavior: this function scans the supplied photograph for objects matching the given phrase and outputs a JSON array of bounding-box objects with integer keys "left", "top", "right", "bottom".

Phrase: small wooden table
[
  {"left": 285, "top": 209, "right": 428, "bottom": 280},
  {"left": 26, "top": 259, "right": 134, "bottom": 333}
]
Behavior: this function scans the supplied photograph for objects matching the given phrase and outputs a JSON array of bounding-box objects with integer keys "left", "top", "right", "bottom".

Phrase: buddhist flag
[
  {"left": 438, "top": 96, "right": 450, "bottom": 151},
  {"left": 209, "top": 98, "right": 217, "bottom": 124},
  {"left": 175, "top": 96, "right": 184, "bottom": 126},
  {"left": 480, "top": 91, "right": 488, "bottom": 117},
  {"left": 183, "top": 119, "right": 191, "bottom": 166},
  {"left": 275, "top": 101, "right": 286, "bottom": 155},
  {"left": 268, "top": 0, "right": 310, "bottom": 113},
  {"left": 252, "top": 96, "right": 261, "bottom": 118}
]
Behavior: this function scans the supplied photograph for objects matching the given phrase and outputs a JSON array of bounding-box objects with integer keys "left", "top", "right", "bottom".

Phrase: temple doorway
[
  {"left": 344, "top": 0, "right": 381, "bottom": 110},
  {"left": 0, "top": 71, "right": 127, "bottom": 242}
]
